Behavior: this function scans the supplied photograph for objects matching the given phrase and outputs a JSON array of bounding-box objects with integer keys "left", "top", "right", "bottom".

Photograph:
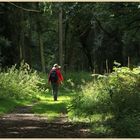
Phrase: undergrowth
[
  {"left": 1, "top": 62, "right": 139, "bottom": 137},
  {"left": 0, "top": 61, "right": 45, "bottom": 100},
  {"left": 68, "top": 66, "right": 140, "bottom": 137}
]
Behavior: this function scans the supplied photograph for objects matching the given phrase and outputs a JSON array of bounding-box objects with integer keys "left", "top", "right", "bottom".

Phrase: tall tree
[
  {"left": 19, "top": 6, "right": 25, "bottom": 61},
  {"left": 36, "top": 3, "right": 45, "bottom": 72},
  {"left": 59, "top": 5, "right": 63, "bottom": 71}
]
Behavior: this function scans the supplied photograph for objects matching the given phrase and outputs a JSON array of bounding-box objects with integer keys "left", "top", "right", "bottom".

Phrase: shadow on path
[{"left": 0, "top": 105, "right": 96, "bottom": 138}]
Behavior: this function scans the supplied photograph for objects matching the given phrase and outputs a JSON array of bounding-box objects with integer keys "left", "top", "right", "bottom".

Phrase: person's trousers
[{"left": 51, "top": 82, "right": 59, "bottom": 101}]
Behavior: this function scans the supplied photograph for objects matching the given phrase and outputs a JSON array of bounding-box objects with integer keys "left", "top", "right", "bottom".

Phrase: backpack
[{"left": 49, "top": 70, "right": 58, "bottom": 82}]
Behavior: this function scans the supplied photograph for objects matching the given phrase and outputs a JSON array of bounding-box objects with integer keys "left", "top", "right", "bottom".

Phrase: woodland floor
[{"left": 0, "top": 103, "right": 100, "bottom": 138}]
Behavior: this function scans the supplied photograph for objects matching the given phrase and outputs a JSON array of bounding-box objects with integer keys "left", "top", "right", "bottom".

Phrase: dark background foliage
[{"left": 0, "top": 2, "right": 140, "bottom": 73}]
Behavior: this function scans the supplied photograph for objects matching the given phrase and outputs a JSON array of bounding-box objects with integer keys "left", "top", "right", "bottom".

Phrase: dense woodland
[
  {"left": 1, "top": 2, "right": 140, "bottom": 73},
  {"left": 0, "top": 2, "right": 140, "bottom": 138}
]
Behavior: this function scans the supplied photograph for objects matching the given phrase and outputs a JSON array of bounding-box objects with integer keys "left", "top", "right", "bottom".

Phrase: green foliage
[
  {"left": 113, "top": 114, "right": 140, "bottom": 137},
  {"left": 32, "top": 91, "right": 72, "bottom": 121},
  {"left": 0, "top": 98, "right": 32, "bottom": 115},
  {"left": 0, "top": 98, "right": 18, "bottom": 115},
  {"left": 1, "top": 3, "right": 140, "bottom": 72},
  {"left": 109, "top": 67, "right": 140, "bottom": 117},
  {"left": 0, "top": 61, "right": 45, "bottom": 100},
  {"left": 62, "top": 72, "right": 93, "bottom": 92},
  {"left": 69, "top": 66, "right": 140, "bottom": 137}
]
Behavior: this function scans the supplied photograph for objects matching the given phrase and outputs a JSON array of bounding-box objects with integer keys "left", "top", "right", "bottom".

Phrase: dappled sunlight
[
  {"left": 37, "top": 90, "right": 72, "bottom": 101},
  {"left": 1, "top": 2, "right": 140, "bottom": 138},
  {"left": 31, "top": 90, "right": 73, "bottom": 121},
  {"left": 0, "top": 115, "right": 93, "bottom": 138},
  {"left": 31, "top": 93, "right": 69, "bottom": 120}
]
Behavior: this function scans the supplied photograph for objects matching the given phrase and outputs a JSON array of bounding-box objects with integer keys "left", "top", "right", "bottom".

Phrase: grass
[
  {"left": 0, "top": 70, "right": 93, "bottom": 121},
  {"left": 0, "top": 99, "right": 17, "bottom": 115},
  {"left": 32, "top": 92, "right": 73, "bottom": 121},
  {"left": 0, "top": 70, "right": 116, "bottom": 137},
  {"left": 0, "top": 90, "right": 73, "bottom": 122},
  {"left": 0, "top": 98, "right": 32, "bottom": 115},
  {"left": 1, "top": 69, "right": 139, "bottom": 137}
]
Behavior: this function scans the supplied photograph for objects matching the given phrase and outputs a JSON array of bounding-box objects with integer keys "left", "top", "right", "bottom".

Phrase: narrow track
[{"left": 0, "top": 105, "right": 94, "bottom": 138}]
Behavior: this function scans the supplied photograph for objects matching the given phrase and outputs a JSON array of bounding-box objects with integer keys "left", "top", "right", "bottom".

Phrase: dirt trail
[{"left": 0, "top": 104, "right": 95, "bottom": 138}]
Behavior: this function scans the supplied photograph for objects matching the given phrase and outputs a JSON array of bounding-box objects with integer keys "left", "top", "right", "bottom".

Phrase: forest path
[{"left": 0, "top": 103, "right": 95, "bottom": 138}]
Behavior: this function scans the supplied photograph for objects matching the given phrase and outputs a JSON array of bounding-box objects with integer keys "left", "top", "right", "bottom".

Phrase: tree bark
[
  {"left": 78, "top": 25, "right": 93, "bottom": 71},
  {"left": 19, "top": 7, "right": 25, "bottom": 62},
  {"left": 80, "top": 40, "right": 93, "bottom": 71},
  {"left": 64, "top": 21, "right": 69, "bottom": 72},
  {"left": 59, "top": 6, "right": 63, "bottom": 71},
  {"left": 39, "top": 33, "right": 45, "bottom": 72},
  {"left": 36, "top": 3, "right": 45, "bottom": 72}
]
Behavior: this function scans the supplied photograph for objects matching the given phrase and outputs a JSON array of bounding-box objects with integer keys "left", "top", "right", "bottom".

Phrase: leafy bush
[
  {"left": 69, "top": 66, "right": 140, "bottom": 137},
  {"left": 0, "top": 61, "right": 45, "bottom": 100},
  {"left": 62, "top": 72, "right": 93, "bottom": 92},
  {"left": 113, "top": 113, "right": 140, "bottom": 137}
]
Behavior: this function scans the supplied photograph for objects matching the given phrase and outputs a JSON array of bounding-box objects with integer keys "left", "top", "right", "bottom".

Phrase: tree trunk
[
  {"left": 39, "top": 33, "right": 45, "bottom": 72},
  {"left": 80, "top": 40, "right": 93, "bottom": 71},
  {"left": 59, "top": 6, "right": 63, "bottom": 71},
  {"left": 19, "top": 8, "right": 25, "bottom": 62},
  {"left": 64, "top": 22, "right": 68, "bottom": 72},
  {"left": 36, "top": 3, "right": 45, "bottom": 72}
]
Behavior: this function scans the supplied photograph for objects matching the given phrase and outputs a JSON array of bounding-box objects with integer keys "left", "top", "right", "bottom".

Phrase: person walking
[{"left": 48, "top": 64, "right": 63, "bottom": 101}]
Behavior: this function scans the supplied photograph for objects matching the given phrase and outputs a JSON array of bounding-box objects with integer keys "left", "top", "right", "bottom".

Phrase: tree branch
[
  {"left": 8, "top": 2, "right": 41, "bottom": 13},
  {"left": 79, "top": 24, "right": 91, "bottom": 38},
  {"left": 93, "top": 15, "right": 112, "bottom": 37}
]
